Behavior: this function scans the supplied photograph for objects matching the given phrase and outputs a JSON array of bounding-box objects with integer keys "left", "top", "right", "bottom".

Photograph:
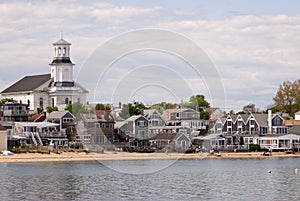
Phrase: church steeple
[{"left": 50, "top": 36, "right": 74, "bottom": 85}]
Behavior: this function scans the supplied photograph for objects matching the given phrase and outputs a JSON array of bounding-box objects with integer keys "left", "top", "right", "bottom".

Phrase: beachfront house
[
  {"left": 118, "top": 115, "right": 148, "bottom": 139},
  {"left": 142, "top": 109, "right": 166, "bottom": 137},
  {"left": 46, "top": 111, "right": 75, "bottom": 135},
  {"left": 258, "top": 134, "right": 300, "bottom": 151}
]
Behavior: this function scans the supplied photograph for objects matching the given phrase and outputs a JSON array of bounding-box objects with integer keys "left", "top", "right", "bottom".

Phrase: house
[
  {"left": 174, "top": 132, "right": 192, "bottom": 151},
  {"left": 0, "top": 102, "right": 29, "bottom": 128},
  {"left": 295, "top": 111, "right": 300, "bottom": 120},
  {"left": 162, "top": 108, "right": 208, "bottom": 133},
  {"left": 193, "top": 134, "right": 225, "bottom": 151},
  {"left": 9, "top": 122, "right": 66, "bottom": 148},
  {"left": 0, "top": 125, "right": 7, "bottom": 151},
  {"left": 142, "top": 109, "right": 166, "bottom": 137},
  {"left": 117, "top": 115, "right": 148, "bottom": 139},
  {"left": 258, "top": 134, "right": 300, "bottom": 150},
  {"left": 149, "top": 133, "right": 176, "bottom": 150},
  {"left": 76, "top": 113, "right": 108, "bottom": 146},
  {"left": 205, "top": 107, "right": 224, "bottom": 121},
  {"left": 210, "top": 117, "right": 226, "bottom": 134},
  {"left": 46, "top": 111, "right": 75, "bottom": 135},
  {"left": 216, "top": 112, "right": 288, "bottom": 135},
  {"left": 1, "top": 36, "right": 88, "bottom": 112},
  {"left": 95, "top": 110, "right": 115, "bottom": 141}
]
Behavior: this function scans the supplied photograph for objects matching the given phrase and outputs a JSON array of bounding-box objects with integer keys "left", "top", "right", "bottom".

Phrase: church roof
[
  {"left": 53, "top": 38, "right": 71, "bottom": 45},
  {"left": 1, "top": 74, "right": 51, "bottom": 93}
]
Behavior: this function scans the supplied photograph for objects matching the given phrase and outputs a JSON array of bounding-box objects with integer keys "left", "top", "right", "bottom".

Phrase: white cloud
[{"left": 0, "top": 1, "right": 300, "bottom": 111}]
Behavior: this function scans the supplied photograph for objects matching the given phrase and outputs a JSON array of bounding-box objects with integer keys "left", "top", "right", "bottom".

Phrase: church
[{"left": 1, "top": 37, "right": 88, "bottom": 112}]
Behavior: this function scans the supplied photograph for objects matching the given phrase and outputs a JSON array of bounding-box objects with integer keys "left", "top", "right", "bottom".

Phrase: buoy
[
  {"left": 295, "top": 168, "right": 299, "bottom": 173},
  {"left": 268, "top": 170, "right": 271, "bottom": 174}
]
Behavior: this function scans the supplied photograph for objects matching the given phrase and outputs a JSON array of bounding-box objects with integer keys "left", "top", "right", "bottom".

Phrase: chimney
[{"left": 268, "top": 110, "right": 272, "bottom": 134}]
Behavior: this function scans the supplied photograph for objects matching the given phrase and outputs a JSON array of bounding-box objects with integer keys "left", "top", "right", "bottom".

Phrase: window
[
  {"left": 39, "top": 97, "right": 43, "bottom": 109},
  {"left": 63, "top": 118, "right": 73, "bottom": 123},
  {"left": 83, "top": 135, "right": 91, "bottom": 143},
  {"left": 138, "top": 130, "right": 145, "bottom": 139},
  {"left": 101, "top": 123, "right": 106, "bottom": 128},
  {"left": 65, "top": 98, "right": 69, "bottom": 104},
  {"left": 137, "top": 121, "right": 145, "bottom": 126},
  {"left": 109, "top": 123, "right": 114, "bottom": 128},
  {"left": 77, "top": 98, "right": 80, "bottom": 104}
]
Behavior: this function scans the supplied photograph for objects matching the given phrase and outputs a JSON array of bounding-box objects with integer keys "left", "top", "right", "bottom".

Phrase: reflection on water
[{"left": 0, "top": 158, "right": 300, "bottom": 201}]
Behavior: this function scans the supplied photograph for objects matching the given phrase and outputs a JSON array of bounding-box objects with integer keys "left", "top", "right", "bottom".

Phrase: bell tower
[{"left": 50, "top": 35, "right": 74, "bottom": 86}]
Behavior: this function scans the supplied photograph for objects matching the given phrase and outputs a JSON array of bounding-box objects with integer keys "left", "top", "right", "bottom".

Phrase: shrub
[{"left": 249, "top": 144, "right": 261, "bottom": 152}]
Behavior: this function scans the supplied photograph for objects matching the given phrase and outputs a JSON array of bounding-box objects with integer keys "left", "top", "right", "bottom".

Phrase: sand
[{"left": 0, "top": 151, "right": 300, "bottom": 163}]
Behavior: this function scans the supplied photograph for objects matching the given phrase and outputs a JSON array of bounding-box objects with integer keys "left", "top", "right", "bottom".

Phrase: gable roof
[
  {"left": 1, "top": 74, "right": 51, "bottom": 93},
  {"left": 47, "top": 111, "right": 75, "bottom": 119}
]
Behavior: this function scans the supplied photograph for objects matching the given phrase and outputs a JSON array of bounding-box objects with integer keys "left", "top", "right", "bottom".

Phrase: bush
[{"left": 249, "top": 144, "right": 261, "bottom": 152}]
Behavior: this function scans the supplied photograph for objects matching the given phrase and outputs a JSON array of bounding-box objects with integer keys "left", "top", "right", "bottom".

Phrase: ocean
[{"left": 0, "top": 158, "right": 299, "bottom": 201}]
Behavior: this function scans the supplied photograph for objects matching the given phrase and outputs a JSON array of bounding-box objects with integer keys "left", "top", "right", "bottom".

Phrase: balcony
[{"left": 3, "top": 110, "right": 28, "bottom": 116}]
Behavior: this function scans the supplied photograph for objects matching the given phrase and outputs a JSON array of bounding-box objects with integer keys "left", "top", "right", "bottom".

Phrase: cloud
[
  {"left": 0, "top": 1, "right": 300, "bottom": 111},
  {"left": 89, "top": 2, "right": 161, "bottom": 24}
]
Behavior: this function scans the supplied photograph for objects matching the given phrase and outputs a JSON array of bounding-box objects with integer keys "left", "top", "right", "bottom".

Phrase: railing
[{"left": 3, "top": 110, "right": 28, "bottom": 116}]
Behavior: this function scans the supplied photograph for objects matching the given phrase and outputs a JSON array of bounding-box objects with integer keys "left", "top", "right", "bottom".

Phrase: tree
[
  {"left": 65, "top": 103, "right": 89, "bottom": 117},
  {"left": 183, "top": 94, "right": 210, "bottom": 111},
  {"left": 150, "top": 102, "right": 177, "bottom": 114},
  {"left": 95, "top": 103, "right": 111, "bottom": 110},
  {"left": 0, "top": 98, "right": 16, "bottom": 105},
  {"left": 243, "top": 103, "right": 257, "bottom": 113},
  {"left": 273, "top": 80, "right": 300, "bottom": 116},
  {"left": 119, "top": 102, "right": 147, "bottom": 119},
  {"left": 37, "top": 107, "right": 43, "bottom": 114},
  {"left": 200, "top": 110, "right": 210, "bottom": 120},
  {"left": 46, "top": 106, "right": 58, "bottom": 113}
]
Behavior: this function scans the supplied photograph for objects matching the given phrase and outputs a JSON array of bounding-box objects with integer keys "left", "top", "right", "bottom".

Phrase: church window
[
  {"left": 63, "top": 47, "right": 66, "bottom": 56},
  {"left": 39, "top": 97, "right": 43, "bottom": 109},
  {"left": 58, "top": 47, "right": 62, "bottom": 56}
]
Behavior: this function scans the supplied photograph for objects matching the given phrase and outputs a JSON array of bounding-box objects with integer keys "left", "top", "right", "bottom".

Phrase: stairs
[{"left": 30, "top": 132, "right": 43, "bottom": 147}]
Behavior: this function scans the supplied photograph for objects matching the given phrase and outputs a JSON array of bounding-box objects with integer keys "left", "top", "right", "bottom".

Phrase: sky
[{"left": 1, "top": 0, "right": 300, "bottom": 112}]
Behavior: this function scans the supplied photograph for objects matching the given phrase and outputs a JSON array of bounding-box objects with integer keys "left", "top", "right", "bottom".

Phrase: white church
[{"left": 1, "top": 37, "right": 88, "bottom": 112}]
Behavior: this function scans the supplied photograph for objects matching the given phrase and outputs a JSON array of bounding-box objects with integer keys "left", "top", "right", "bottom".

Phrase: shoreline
[{"left": 1, "top": 151, "right": 300, "bottom": 163}]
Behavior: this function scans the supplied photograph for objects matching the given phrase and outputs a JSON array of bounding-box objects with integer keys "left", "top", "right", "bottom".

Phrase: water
[{"left": 0, "top": 158, "right": 300, "bottom": 201}]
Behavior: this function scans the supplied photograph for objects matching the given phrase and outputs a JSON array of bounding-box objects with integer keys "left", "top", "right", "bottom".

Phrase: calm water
[{"left": 0, "top": 158, "right": 300, "bottom": 201}]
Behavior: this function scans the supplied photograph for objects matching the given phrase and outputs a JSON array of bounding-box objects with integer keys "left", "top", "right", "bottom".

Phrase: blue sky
[{"left": 1, "top": 0, "right": 300, "bottom": 112}]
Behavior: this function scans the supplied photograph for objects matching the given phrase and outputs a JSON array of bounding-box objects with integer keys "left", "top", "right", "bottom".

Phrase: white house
[{"left": 1, "top": 36, "right": 88, "bottom": 112}]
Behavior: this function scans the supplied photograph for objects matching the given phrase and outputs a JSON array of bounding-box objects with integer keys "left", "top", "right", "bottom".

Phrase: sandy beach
[{"left": 1, "top": 151, "right": 300, "bottom": 163}]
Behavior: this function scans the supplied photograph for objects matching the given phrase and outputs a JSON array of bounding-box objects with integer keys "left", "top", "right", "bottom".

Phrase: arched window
[
  {"left": 58, "top": 47, "right": 62, "bottom": 56},
  {"left": 65, "top": 98, "right": 69, "bottom": 104},
  {"left": 63, "top": 47, "right": 66, "bottom": 56}
]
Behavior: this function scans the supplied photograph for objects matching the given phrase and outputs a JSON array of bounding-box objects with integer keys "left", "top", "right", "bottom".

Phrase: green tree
[
  {"left": 37, "top": 107, "right": 43, "bottom": 114},
  {"left": 183, "top": 94, "right": 210, "bottom": 111},
  {"left": 65, "top": 103, "right": 89, "bottom": 117},
  {"left": 273, "top": 80, "right": 300, "bottom": 116},
  {"left": 46, "top": 106, "right": 58, "bottom": 113},
  {"left": 150, "top": 102, "right": 177, "bottom": 114},
  {"left": 0, "top": 98, "right": 16, "bottom": 105},
  {"left": 119, "top": 102, "right": 147, "bottom": 119},
  {"left": 95, "top": 103, "right": 111, "bottom": 110},
  {"left": 200, "top": 110, "right": 210, "bottom": 120}
]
